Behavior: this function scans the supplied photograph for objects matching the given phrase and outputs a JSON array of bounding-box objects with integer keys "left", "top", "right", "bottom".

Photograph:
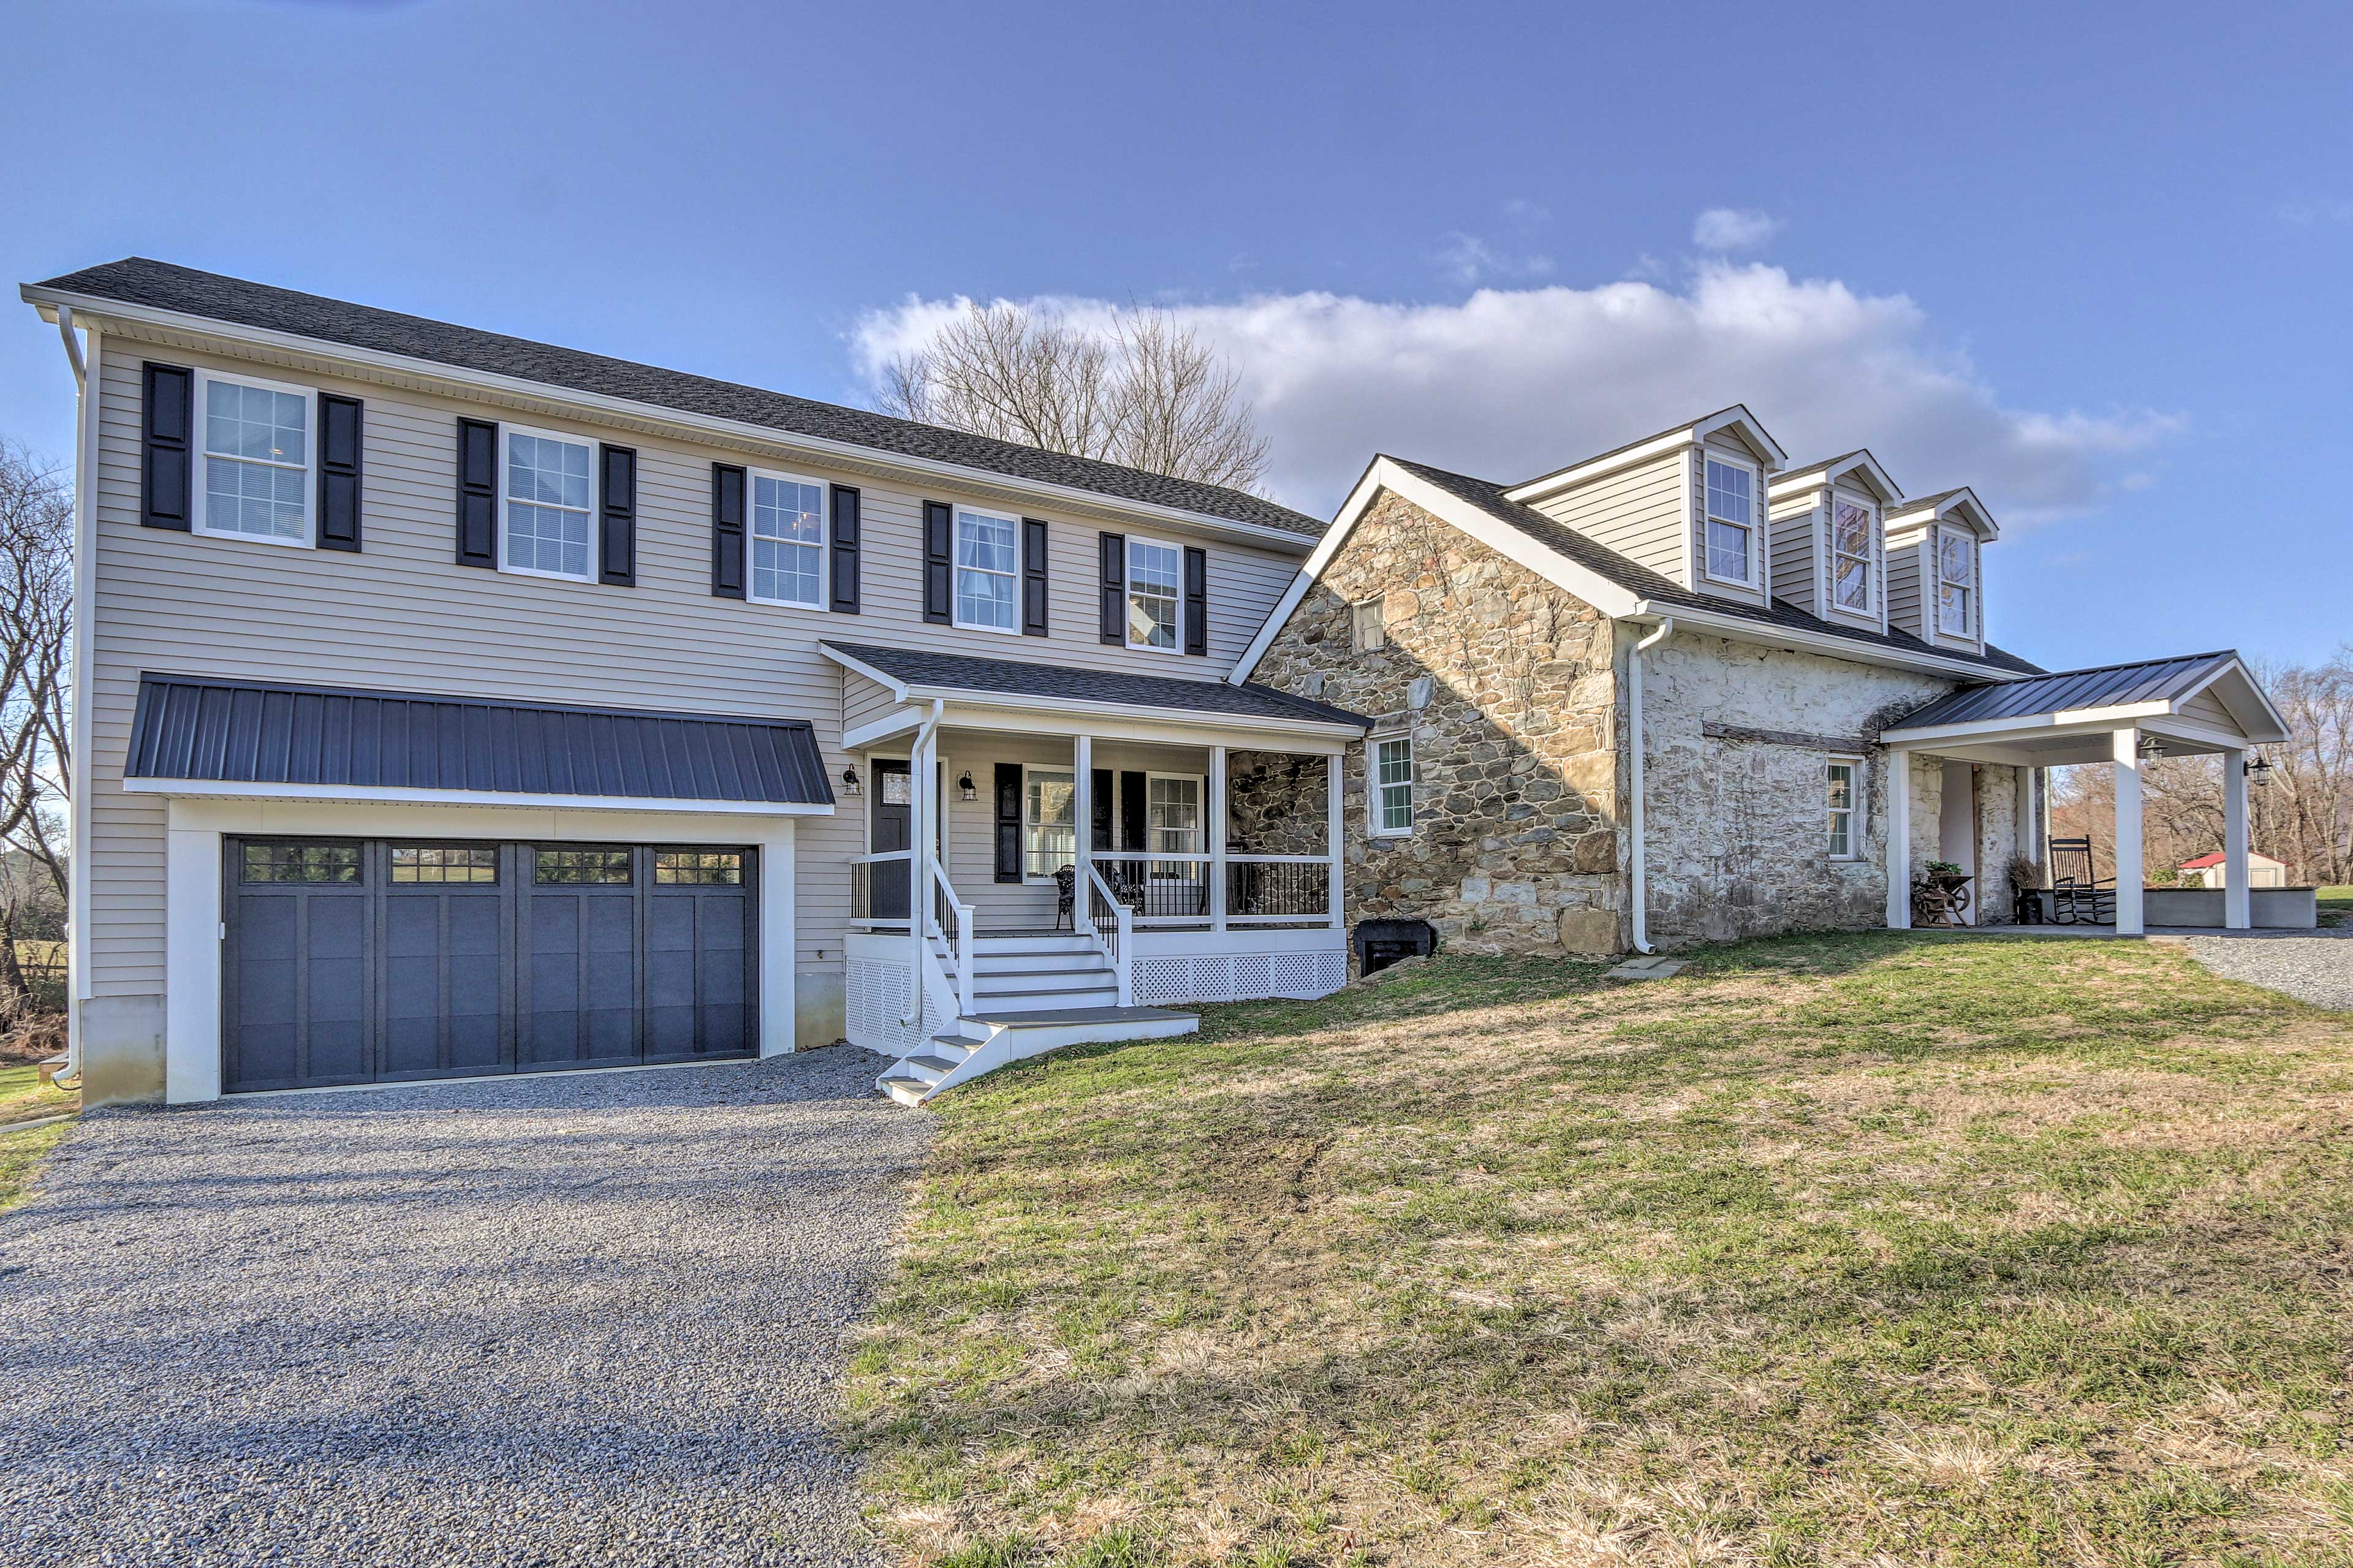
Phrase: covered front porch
[{"left": 1882, "top": 652, "right": 2294, "bottom": 936}]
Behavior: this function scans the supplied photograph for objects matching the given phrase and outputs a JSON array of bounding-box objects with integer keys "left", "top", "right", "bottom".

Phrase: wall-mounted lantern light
[
  {"left": 958, "top": 770, "right": 977, "bottom": 802},
  {"left": 2246, "top": 754, "right": 2274, "bottom": 787},
  {"left": 840, "top": 765, "right": 862, "bottom": 797},
  {"left": 2138, "top": 733, "right": 2164, "bottom": 759}
]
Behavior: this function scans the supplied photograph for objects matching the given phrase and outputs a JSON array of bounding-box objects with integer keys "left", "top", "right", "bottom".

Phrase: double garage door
[{"left": 224, "top": 836, "right": 757, "bottom": 1093}]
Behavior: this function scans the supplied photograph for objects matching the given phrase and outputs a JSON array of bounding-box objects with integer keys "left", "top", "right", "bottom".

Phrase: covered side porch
[{"left": 1881, "top": 652, "right": 2294, "bottom": 936}]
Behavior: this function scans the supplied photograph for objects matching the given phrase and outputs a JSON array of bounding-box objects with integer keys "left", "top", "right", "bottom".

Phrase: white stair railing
[
  {"left": 1083, "top": 862, "right": 1134, "bottom": 1006},
  {"left": 930, "top": 858, "right": 976, "bottom": 1018}
]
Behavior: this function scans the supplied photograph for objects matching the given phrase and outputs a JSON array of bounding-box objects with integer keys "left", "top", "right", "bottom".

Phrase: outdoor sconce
[
  {"left": 958, "top": 770, "right": 977, "bottom": 802},
  {"left": 2138, "top": 732, "right": 2164, "bottom": 759},
  {"left": 2246, "top": 754, "right": 2274, "bottom": 787},
  {"left": 839, "top": 765, "right": 861, "bottom": 797}
]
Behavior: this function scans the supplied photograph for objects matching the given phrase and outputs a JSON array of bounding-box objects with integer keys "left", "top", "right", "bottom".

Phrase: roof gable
[
  {"left": 1770, "top": 449, "right": 1903, "bottom": 505},
  {"left": 1504, "top": 403, "right": 1788, "bottom": 504},
  {"left": 1887, "top": 485, "right": 1999, "bottom": 542}
]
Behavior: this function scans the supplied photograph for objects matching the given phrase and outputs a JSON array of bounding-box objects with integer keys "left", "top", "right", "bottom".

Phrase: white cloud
[
  {"left": 850, "top": 263, "right": 2184, "bottom": 525},
  {"left": 1692, "top": 208, "right": 1784, "bottom": 251},
  {"left": 1433, "top": 233, "right": 1553, "bottom": 287},
  {"left": 1502, "top": 197, "right": 1551, "bottom": 230}
]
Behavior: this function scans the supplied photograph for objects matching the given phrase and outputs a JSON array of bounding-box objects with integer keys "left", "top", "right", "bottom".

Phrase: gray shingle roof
[
  {"left": 34, "top": 257, "right": 1325, "bottom": 540},
  {"left": 1882, "top": 651, "right": 2239, "bottom": 733},
  {"left": 821, "top": 641, "right": 1368, "bottom": 729},
  {"left": 1388, "top": 458, "right": 2043, "bottom": 677},
  {"left": 127, "top": 672, "right": 834, "bottom": 805}
]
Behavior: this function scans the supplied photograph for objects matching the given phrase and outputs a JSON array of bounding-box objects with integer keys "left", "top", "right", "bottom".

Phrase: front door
[{"left": 870, "top": 759, "right": 912, "bottom": 921}]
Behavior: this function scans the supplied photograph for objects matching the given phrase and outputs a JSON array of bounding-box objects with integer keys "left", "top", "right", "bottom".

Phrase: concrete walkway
[{"left": 0, "top": 1047, "right": 928, "bottom": 1567}]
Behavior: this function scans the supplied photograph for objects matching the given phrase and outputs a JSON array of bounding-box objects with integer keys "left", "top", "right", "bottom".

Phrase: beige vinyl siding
[
  {"left": 1692, "top": 434, "right": 1771, "bottom": 608},
  {"left": 1521, "top": 449, "right": 1686, "bottom": 579},
  {"left": 842, "top": 670, "right": 901, "bottom": 735},
  {"left": 1886, "top": 531, "right": 1926, "bottom": 639},
  {"left": 1821, "top": 482, "right": 1886, "bottom": 634},
  {"left": 2179, "top": 687, "right": 2237, "bottom": 730},
  {"left": 1767, "top": 490, "right": 1819, "bottom": 615},
  {"left": 85, "top": 336, "right": 1308, "bottom": 994}
]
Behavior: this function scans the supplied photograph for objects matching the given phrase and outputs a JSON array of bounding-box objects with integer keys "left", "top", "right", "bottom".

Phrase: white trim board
[
  {"left": 1505, "top": 404, "right": 1790, "bottom": 504},
  {"left": 125, "top": 778, "right": 835, "bottom": 815}
]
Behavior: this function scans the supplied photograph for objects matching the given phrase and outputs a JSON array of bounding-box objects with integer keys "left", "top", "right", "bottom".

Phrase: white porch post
[
  {"left": 1325, "top": 751, "right": 1344, "bottom": 930},
  {"left": 2223, "top": 746, "right": 2251, "bottom": 930},
  {"left": 1073, "top": 733, "right": 1093, "bottom": 896},
  {"left": 2113, "top": 727, "right": 2144, "bottom": 936},
  {"left": 1208, "top": 744, "right": 1228, "bottom": 932},
  {"left": 1885, "top": 749, "right": 1912, "bottom": 930}
]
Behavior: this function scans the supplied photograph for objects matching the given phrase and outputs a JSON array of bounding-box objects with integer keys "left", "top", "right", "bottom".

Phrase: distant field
[{"left": 2321, "top": 887, "right": 2350, "bottom": 928}]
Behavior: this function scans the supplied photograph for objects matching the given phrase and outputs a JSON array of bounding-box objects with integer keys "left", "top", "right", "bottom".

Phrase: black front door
[{"left": 870, "top": 759, "right": 912, "bottom": 921}]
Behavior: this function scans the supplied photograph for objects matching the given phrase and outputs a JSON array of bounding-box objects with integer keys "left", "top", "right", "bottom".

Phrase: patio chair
[
  {"left": 2047, "top": 838, "right": 2117, "bottom": 926},
  {"left": 1052, "top": 865, "right": 1077, "bottom": 931}
]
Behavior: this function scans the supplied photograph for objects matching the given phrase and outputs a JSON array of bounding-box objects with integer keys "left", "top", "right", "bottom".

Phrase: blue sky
[{"left": 4, "top": 0, "right": 2347, "bottom": 669}]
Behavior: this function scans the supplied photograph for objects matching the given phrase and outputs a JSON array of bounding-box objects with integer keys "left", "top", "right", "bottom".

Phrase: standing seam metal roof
[
  {"left": 1881, "top": 651, "right": 2240, "bottom": 732},
  {"left": 126, "top": 673, "right": 835, "bottom": 805}
]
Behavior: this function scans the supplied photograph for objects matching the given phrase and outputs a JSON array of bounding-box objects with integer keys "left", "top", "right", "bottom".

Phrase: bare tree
[
  {"left": 878, "top": 301, "right": 1270, "bottom": 491},
  {"left": 0, "top": 444, "right": 71, "bottom": 1026}
]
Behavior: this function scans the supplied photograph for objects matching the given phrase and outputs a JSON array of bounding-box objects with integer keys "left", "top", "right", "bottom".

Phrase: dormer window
[
  {"left": 1937, "top": 529, "right": 1974, "bottom": 637},
  {"left": 1703, "top": 458, "right": 1756, "bottom": 585},
  {"left": 1830, "top": 498, "right": 1873, "bottom": 612}
]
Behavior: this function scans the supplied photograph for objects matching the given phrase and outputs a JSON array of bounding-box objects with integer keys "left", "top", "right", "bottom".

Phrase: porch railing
[
  {"left": 1093, "top": 854, "right": 1213, "bottom": 923},
  {"left": 1083, "top": 862, "right": 1134, "bottom": 1006},
  {"left": 1223, "top": 854, "right": 1331, "bottom": 923},
  {"left": 849, "top": 850, "right": 911, "bottom": 926},
  {"left": 930, "top": 859, "right": 976, "bottom": 1017}
]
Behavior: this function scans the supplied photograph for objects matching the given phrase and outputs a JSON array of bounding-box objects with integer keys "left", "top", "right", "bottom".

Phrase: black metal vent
[{"left": 1352, "top": 918, "right": 1437, "bottom": 975}]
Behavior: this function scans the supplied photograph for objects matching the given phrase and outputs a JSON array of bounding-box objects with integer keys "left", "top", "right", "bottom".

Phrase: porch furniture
[
  {"left": 1052, "top": 865, "right": 1077, "bottom": 931},
  {"left": 2012, "top": 884, "right": 2047, "bottom": 924},
  {"left": 1911, "top": 870, "right": 1974, "bottom": 928},
  {"left": 2047, "top": 838, "right": 2116, "bottom": 926}
]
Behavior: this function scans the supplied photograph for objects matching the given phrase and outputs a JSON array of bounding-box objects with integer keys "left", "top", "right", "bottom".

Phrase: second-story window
[
  {"left": 503, "top": 428, "right": 595, "bottom": 581},
  {"left": 1127, "top": 537, "right": 1183, "bottom": 651},
  {"left": 955, "top": 507, "right": 1018, "bottom": 631},
  {"left": 751, "top": 471, "right": 825, "bottom": 608},
  {"left": 1937, "top": 529, "right": 1974, "bottom": 637},
  {"left": 196, "top": 373, "right": 313, "bottom": 544},
  {"left": 1703, "top": 459, "right": 1755, "bottom": 585},
  {"left": 1830, "top": 498, "right": 1873, "bottom": 612}
]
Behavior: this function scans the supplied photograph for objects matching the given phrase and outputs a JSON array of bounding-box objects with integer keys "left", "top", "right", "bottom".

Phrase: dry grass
[{"left": 847, "top": 933, "right": 2353, "bottom": 1567}]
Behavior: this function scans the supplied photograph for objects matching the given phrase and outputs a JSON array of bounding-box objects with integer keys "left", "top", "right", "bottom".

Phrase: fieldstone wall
[
  {"left": 1226, "top": 750, "right": 1327, "bottom": 855},
  {"left": 1247, "top": 490, "right": 1624, "bottom": 960},
  {"left": 1909, "top": 753, "right": 2026, "bottom": 925}
]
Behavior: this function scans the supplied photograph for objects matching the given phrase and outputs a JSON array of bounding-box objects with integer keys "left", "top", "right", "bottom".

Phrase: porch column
[
  {"left": 1208, "top": 744, "right": 1227, "bottom": 932},
  {"left": 2223, "top": 746, "right": 2251, "bottom": 930},
  {"left": 1073, "top": 733, "right": 1093, "bottom": 896},
  {"left": 1885, "top": 749, "right": 1912, "bottom": 929},
  {"left": 1325, "top": 751, "right": 1344, "bottom": 930},
  {"left": 2113, "top": 727, "right": 2144, "bottom": 936}
]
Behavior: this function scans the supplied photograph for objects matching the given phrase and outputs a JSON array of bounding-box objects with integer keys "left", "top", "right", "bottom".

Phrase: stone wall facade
[{"left": 1248, "top": 491, "right": 1625, "bottom": 959}]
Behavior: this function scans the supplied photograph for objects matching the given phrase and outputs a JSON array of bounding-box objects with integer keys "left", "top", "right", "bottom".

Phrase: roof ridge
[{"left": 2001, "top": 650, "right": 2236, "bottom": 683}]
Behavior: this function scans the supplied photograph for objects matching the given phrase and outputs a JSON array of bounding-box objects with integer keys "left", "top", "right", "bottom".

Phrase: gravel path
[
  {"left": 2180, "top": 928, "right": 2353, "bottom": 1010},
  {"left": 0, "top": 1047, "right": 930, "bottom": 1567}
]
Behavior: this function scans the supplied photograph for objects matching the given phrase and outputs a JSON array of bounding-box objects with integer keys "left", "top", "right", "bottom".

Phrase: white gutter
[
  {"left": 54, "top": 309, "right": 94, "bottom": 1090},
  {"left": 21, "top": 286, "right": 1319, "bottom": 557},
  {"left": 903, "top": 699, "right": 943, "bottom": 1028},
  {"left": 1627, "top": 618, "right": 1673, "bottom": 955}
]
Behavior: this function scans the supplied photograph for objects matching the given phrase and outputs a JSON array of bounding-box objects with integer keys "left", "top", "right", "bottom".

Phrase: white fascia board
[
  {"left": 911, "top": 687, "right": 1363, "bottom": 741},
  {"left": 123, "top": 778, "right": 833, "bottom": 815},
  {"left": 1770, "top": 450, "right": 1899, "bottom": 503},
  {"left": 816, "top": 642, "right": 911, "bottom": 700},
  {"left": 21, "top": 286, "right": 1318, "bottom": 556},
  {"left": 1691, "top": 404, "right": 1789, "bottom": 470},
  {"left": 1887, "top": 487, "right": 1999, "bottom": 543},
  {"left": 939, "top": 705, "right": 1347, "bottom": 752},
  {"left": 2138, "top": 714, "right": 2267, "bottom": 755},
  {"left": 1231, "top": 456, "right": 1646, "bottom": 684},
  {"left": 2175, "top": 657, "right": 2292, "bottom": 745},
  {"left": 1504, "top": 425, "right": 1701, "bottom": 502},
  {"left": 1628, "top": 599, "right": 2028, "bottom": 683},
  {"left": 842, "top": 709, "right": 924, "bottom": 750},
  {"left": 1881, "top": 700, "right": 2175, "bottom": 746}
]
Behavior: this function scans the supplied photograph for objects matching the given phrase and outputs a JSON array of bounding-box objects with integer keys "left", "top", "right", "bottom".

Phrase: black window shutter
[
  {"left": 1183, "top": 545, "right": 1208, "bottom": 656},
  {"left": 923, "top": 501, "right": 953, "bottom": 625},
  {"left": 140, "top": 363, "right": 193, "bottom": 531},
  {"left": 1091, "top": 768, "right": 1114, "bottom": 850},
  {"left": 1021, "top": 518, "right": 1049, "bottom": 637},
  {"left": 1098, "top": 531, "right": 1126, "bottom": 645},
  {"left": 993, "top": 763, "right": 1024, "bottom": 883},
  {"left": 316, "top": 393, "right": 363, "bottom": 552},
  {"left": 710, "top": 463, "right": 746, "bottom": 598},
  {"left": 830, "top": 485, "right": 862, "bottom": 612},
  {"left": 1119, "top": 770, "right": 1146, "bottom": 852},
  {"left": 598, "top": 444, "right": 636, "bottom": 586},
  {"left": 454, "top": 418, "right": 498, "bottom": 568}
]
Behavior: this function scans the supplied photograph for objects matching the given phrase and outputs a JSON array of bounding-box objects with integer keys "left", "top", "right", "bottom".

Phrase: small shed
[{"left": 2177, "top": 850, "right": 2289, "bottom": 890}]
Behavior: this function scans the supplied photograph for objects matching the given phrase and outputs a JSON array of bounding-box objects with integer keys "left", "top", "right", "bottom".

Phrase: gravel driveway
[
  {"left": 2180, "top": 928, "right": 2353, "bottom": 1010},
  {"left": 0, "top": 1047, "right": 929, "bottom": 1567}
]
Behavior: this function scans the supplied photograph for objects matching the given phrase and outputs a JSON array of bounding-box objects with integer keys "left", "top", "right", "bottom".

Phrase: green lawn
[
  {"left": 2321, "top": 886, "right": 2351, "bottom": 928},
  {"left": 0, "top": 1060, "right": 76, "bottom": 1213},
  {"left": 847, "top": 933, "right": 2353, "bottom": 1567}
]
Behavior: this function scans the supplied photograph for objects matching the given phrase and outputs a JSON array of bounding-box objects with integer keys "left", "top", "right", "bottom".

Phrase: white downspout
[
  {"left": 53, "top": 308, "right": 91, "bottom": 1090},
  {"left": 901, "top": 700, "right": 944, "bottom": 1027},
  {"left": 1627, "top": 618, "right": 1673, "bottom": 954}
]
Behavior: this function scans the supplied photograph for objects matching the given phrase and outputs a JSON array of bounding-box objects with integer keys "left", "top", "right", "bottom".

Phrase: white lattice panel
[
  {"left": 847, "top": 958, "right": 950, "bottom": 1057},
  {"left": 1134, "top": 957, "right": 1192, "bottom": 1006},
  {"left": 1132, "top": 949, "right": 1347, "bottom": 1005},
  {"left": 1234, "top": 953, "right": 1272, "bottom": 996}
]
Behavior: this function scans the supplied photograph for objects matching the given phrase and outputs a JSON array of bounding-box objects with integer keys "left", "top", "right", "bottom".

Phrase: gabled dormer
[
  {"left": 1504, "top": 405, "right": 1787, "bottom": 607},
  {"left": 1885, "top": 488, "right": 1998, "bottom": 654},
  {"left": 1767, "top": 450, "right": 1901, "bottom": 635}
]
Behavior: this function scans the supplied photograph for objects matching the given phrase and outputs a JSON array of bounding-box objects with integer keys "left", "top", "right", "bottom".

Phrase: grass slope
[
  {"left": 0, "top": 1061, "right": 77, "bottom": 1213},
  {"left": 849, "top": 932, "right": 2353, "bottom": 1568}
]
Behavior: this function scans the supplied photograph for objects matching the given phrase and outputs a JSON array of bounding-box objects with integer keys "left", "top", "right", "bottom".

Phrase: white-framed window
[
  {"left": 1146, "top": 773, "right": 1203, "bottom": 855},
  {"left": 1827, "top": 757, "right": 1862, "bottom": 860},
  {"left": 1352, "top": 597, "right": 1387, "bottom": 652},
  {"left": 955, "top": 507, "right": 1020, "bottom": 632},
  {"left": 1703, "top": 458, "right": 1756, "bottom": 585},
  {"left": 750, "top": 469, "right": 825, "bottom": 608},
  {"left": 1022, "top": 765, "right": 1076, "bottom": 880},
  {"left": 501, "top": 426, "right": 596, "bottom": 581},
  {"left": 193, "top": 371, "right": 314, "bottom": 545},
  {"left": 1830, "top": 498, "right": 1874, "bottom": 612},
  {"left": 1126, "top": 536, "right": 1183, "bottom": 652},
  {"left": 1937, "top": 529, "right": 1974, "bottom": 637},
  {"left": 1371, "top": 736, "right": 1414, "bottom": 836}
]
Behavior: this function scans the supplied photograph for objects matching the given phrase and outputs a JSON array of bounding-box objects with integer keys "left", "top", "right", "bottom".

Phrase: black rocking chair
[
  {"left": 1052, "top": 865, "right": 1077, "bottom": 931},
  {"left": 2047, "top": 837, "right": 2118, "bottom": 926}
]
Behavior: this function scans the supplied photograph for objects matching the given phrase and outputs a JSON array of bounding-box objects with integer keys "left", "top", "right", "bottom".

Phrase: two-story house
[
  {"left": 21, "top": 262, "right": 2302, "bottom": 1110},
  {"left": 23, "top": 259, "right": 1370, "bottom": 1108}
]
